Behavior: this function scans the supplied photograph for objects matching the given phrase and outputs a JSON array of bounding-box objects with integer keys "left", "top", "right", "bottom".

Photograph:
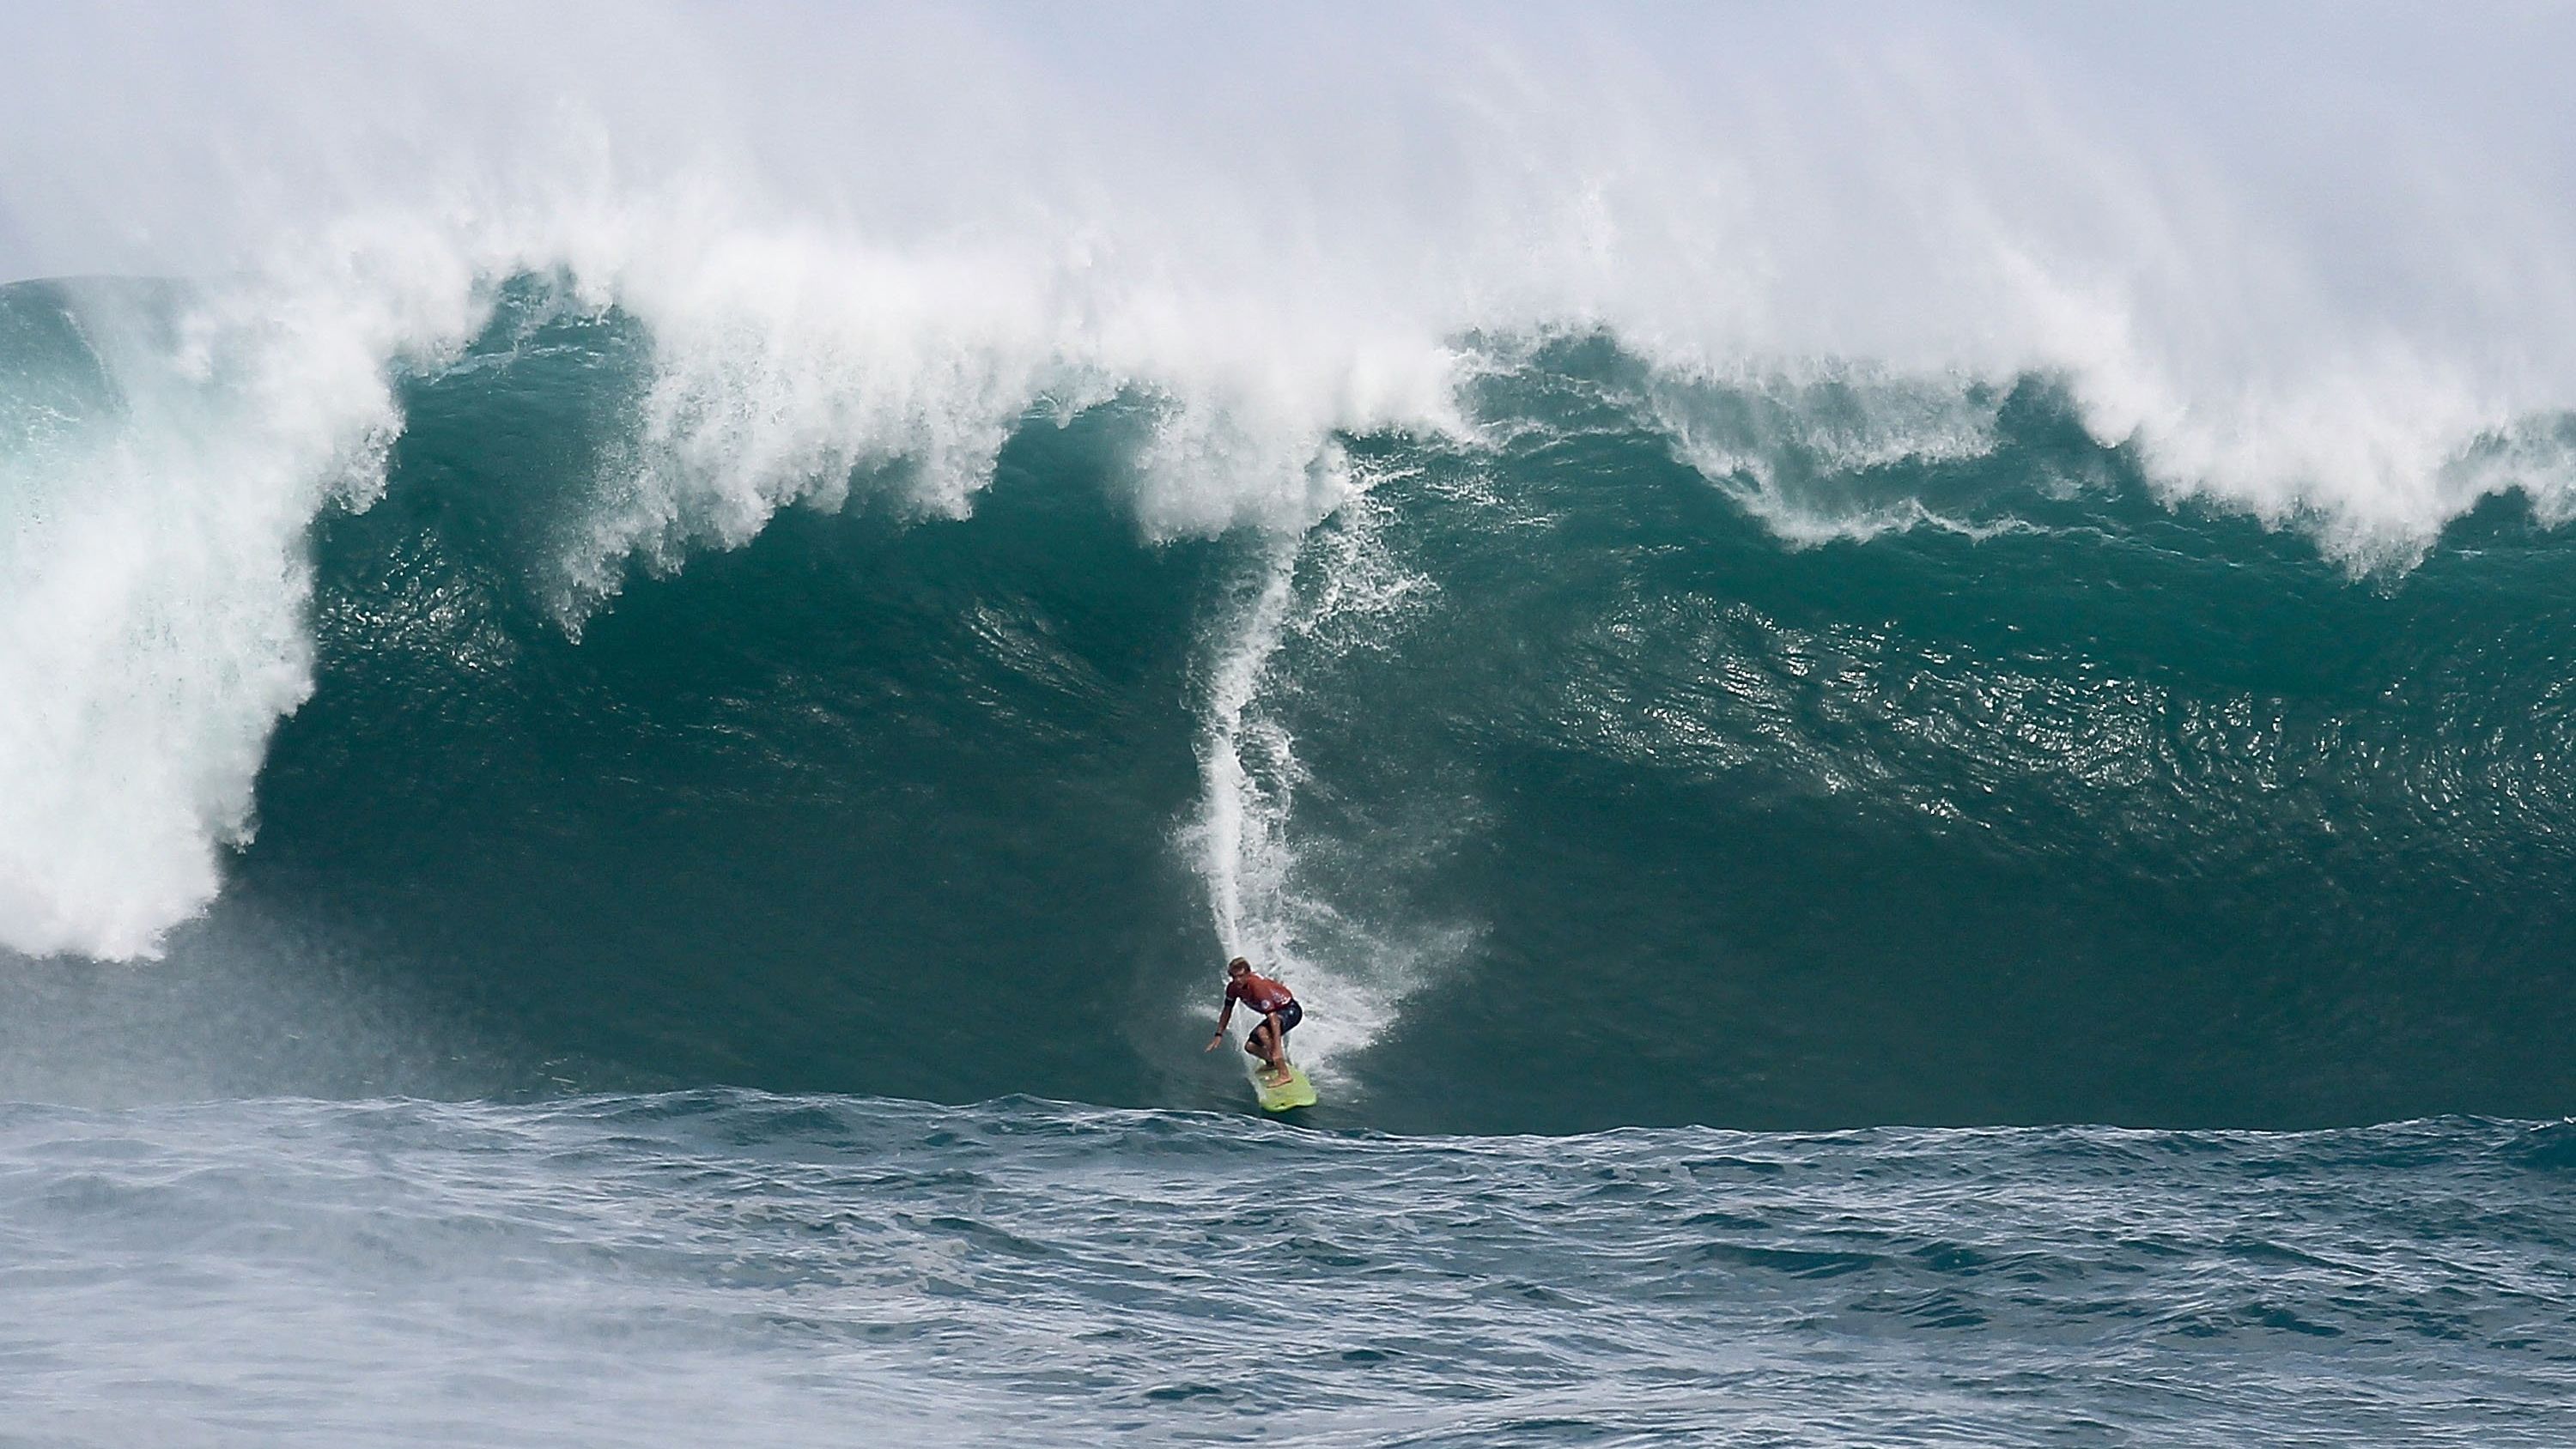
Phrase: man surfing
[{"left": 1206, "top": 956, "right": 1302, "bottom": 1082}]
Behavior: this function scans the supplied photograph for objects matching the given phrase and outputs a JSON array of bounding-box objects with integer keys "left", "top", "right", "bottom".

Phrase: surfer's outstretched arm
[{"left": 1205, "top": 997, "right": 1235, "bottom": 1051}]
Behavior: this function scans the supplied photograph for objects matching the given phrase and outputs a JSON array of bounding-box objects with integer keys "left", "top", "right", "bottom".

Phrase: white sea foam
[
  {"left": 0, "top": 264, "right": 488, "bottom": 960},
  {"left": 1637, "top": 363, "right": 2023, "bottom": 546},
  {"left": 3, "top": 2, "right": 2576, "bottom": 963}
]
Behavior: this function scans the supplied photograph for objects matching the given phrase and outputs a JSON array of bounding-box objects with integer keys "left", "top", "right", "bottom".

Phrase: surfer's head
[{"left": 1227, "top": 957, "right": 1251, "bottom": 979}]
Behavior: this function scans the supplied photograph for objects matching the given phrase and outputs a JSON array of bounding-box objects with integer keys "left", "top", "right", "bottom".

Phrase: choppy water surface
[{"left": 4, "top": 1092, "right": 2572, "bottom": 1446}]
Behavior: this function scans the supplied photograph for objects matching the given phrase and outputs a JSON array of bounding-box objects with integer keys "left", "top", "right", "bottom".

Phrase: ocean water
[
  {"left": 9, "top": 5, "right": 2576, "bottom": 1443},
  {"left": 6, "top": 1094, "right": 2575, "bottom": 1446}
]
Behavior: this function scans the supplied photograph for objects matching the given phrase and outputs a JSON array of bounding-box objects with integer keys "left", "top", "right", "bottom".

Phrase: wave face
[
  {"left": 5, "top": 278, "right": 2576, "bottom": 1129},
  {"left": 8, "top": 7, "right": 2576, "bottom": 1130}
]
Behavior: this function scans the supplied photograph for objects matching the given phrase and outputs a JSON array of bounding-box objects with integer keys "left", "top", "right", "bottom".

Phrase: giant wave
[{"left": 6, "top": 4, "right": 2576, "bottom": 1130}]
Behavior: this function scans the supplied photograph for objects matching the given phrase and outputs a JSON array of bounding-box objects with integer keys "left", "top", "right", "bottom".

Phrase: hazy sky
[{"left": 4, "top": 1, "right": 2571, "bottom": 286}]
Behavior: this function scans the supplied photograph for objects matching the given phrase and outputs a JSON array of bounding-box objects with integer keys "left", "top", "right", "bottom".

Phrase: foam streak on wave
[{"left": 1181, "top": 463, "right": 1462, "bottom": 1078}]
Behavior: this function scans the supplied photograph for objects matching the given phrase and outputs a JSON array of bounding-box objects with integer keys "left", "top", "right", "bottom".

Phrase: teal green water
[{"left": 6, "top": 284, "right": 2572, "bottom": 1131}]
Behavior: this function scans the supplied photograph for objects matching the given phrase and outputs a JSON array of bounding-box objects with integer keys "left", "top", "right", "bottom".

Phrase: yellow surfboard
[{"left": 1252, "top": 1061, "right": 1318, "bottom": 1112}]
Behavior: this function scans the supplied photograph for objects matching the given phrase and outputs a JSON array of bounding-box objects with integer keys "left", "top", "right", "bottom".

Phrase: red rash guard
[{"left": 1228, "top": 975, "right": 1295, "bottom": 1015}]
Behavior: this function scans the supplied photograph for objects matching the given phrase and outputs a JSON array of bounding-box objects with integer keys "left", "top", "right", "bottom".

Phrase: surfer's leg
[
  {"left": 1249, "top": 1030, "right": 1284, "bottom": 1082},
  {"left": 1268, "top": 1003, "right": 1300, "bottom": 1070}
]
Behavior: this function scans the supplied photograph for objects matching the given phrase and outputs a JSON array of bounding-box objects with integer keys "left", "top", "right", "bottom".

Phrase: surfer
[{"left": 1206, "top": 957, "right": 1302, "bottom": 1079}]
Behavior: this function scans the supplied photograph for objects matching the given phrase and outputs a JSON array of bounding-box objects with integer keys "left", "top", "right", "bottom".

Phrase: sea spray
[{"left": 1179, "top": 458, "right": 1466, "bottom": 1076}]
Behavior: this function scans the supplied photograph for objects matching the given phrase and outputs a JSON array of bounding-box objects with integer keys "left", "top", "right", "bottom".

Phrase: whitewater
[{"left": 7, "top": 3, "right": 2576, "bottom": 1443}]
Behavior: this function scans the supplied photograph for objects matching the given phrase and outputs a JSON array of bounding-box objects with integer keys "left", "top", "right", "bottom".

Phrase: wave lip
[{"left": 0, "top": 278, "right": 428, "bottom": 959}]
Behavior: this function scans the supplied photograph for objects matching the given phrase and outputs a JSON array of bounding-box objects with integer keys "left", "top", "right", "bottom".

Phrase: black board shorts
[{"left": 1267, "top": 1000, "right": 1303, "bottom": 1036}]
